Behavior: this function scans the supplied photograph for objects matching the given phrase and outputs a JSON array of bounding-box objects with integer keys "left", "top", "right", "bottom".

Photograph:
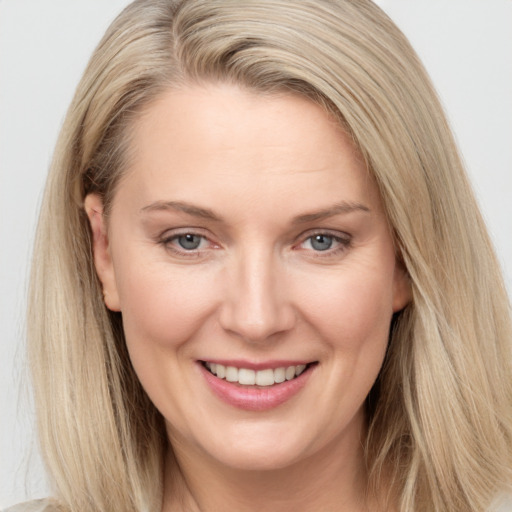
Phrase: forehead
[
  {"left": 134, "top": 84, "right": 351, "bottom": 160},
  {"left": 114, "top": 83, "right": 382, "bottom": 220}
]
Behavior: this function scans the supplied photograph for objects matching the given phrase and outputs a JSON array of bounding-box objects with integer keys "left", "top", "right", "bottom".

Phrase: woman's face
[{"left": 87, "top": 83, "right": 410, "bottom": 472}]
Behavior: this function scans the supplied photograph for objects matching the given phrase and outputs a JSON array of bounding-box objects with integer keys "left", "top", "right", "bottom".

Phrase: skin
[{"left": 86, "top": 83, "right": 410, "bottom": 511}]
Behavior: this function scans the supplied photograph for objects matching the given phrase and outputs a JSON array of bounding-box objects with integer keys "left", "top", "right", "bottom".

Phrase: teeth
[
  {"left": 274, "top": 367, "right": 286, "bottom": 384},
  {"left": 255, "top": 369, "right": 274, "bottom": 386},
  {"left": 205, "top": 362, "right": 309, "bottom": 386},
  {"left": 216, "top": 364, "right": 226, "bottom": 379},
  {"left": 285, "top": 366, "right": 296, "bottom": 381},
  {"left": 238, "top": 368, "right": 256, "bottom": 385},
  {"left": 295, "top": 364, "right": 306, "bottom": 376},
  {"left": 225, "top": 366, "right": 238, "bottom": 382}
]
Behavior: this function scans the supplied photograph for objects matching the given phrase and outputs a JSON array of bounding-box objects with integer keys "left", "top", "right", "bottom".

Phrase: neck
[{"left": 162, "top": 419, "right": 380, "bottom": 512}]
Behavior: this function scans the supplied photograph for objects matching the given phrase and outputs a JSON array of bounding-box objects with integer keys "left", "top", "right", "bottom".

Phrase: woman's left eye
[
  {"left": 299, "top": 232, "right": 351, "bottom": 254},
  {"left": 307, "top": 234, "right": 335, "bottom": 251}
]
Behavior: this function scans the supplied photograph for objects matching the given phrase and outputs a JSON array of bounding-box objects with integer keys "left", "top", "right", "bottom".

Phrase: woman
[{"left": 10, "top": 0, "right": 512, "bottom": 510}]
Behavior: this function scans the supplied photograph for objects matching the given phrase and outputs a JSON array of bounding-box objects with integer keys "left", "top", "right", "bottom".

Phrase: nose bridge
[{"left": 219, "top": 243, "right": 294, "bottom": 342}]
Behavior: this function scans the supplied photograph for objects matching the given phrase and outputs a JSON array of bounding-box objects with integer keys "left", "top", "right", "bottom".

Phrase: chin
[
  {"left": 207, "top": 417, "right": 342, "bottom": 472},
  {"left": 208, "top": 442, "right": 307, "bottom": 472}
]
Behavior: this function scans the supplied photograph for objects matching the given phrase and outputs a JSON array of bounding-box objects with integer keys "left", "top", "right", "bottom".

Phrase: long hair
[{"left": 28, "top": 1, "right": 512, "bottom": 511}]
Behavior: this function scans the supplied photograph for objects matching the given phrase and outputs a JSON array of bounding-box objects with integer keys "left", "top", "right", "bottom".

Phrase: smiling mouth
[{"left": 201, "top": 361, "right": 315, "bottom": 387}]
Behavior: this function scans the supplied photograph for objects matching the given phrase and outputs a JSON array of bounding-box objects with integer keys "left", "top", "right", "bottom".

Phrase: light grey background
[{"left": 1, "top": 0, "right": 511, "bottom": 508}]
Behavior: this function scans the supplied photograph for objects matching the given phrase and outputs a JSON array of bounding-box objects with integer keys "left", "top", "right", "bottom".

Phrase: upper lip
[{"left": 199, "top": 359, "right": 316, "bottom": 371}]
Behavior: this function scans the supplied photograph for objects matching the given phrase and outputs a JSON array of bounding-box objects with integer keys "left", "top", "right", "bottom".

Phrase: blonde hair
[{"left": 28, "top": 1, "right": 512, "bottom": 511}]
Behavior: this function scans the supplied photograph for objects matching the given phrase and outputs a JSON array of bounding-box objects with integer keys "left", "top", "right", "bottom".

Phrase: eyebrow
[
  {"left": 291, "top": 201, "right": 370, "bottom": 224},
  {"left": 140, "top": 199, "right": 370, "bottom": 223},
  {"left": 140, "top": 200, "right": 222, "bottom": 221}
]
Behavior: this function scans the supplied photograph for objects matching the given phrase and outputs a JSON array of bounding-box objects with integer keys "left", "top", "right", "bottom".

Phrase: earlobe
[
  {"left": 392, "top": 263, "right": 412, "bottom": 313},
  {"left": 84, "top": 194, "right": 121, "bottom": 312}
]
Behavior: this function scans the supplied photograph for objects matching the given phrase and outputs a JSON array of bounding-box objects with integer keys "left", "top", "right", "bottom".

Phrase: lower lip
[{"left": 200, "top": 363, "right": 314, "bottom": 411}]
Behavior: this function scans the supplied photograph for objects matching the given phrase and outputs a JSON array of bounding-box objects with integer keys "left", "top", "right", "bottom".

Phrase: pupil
[
  {"left": 311, "top": 235, "right": 332, "bottom": 251},
  {"left": 178, "top": 234, "right": 201, "bottom": 250}
]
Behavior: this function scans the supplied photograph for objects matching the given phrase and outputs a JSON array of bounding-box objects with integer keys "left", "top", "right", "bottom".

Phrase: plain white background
[{"left": 1, "top": 0, "right": 511, "bottom": 508}]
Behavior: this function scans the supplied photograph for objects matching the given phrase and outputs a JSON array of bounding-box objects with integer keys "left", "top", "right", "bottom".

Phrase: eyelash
[{"left": 158, "top": 230, "right": 352, "bottom": 258}]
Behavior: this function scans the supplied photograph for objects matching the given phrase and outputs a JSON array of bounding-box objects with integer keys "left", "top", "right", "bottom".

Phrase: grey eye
[
  {"left": 177, "top": 234, "right": 202, "bottom": 250},
  {"left": 309, "top": 234, "right": 333, "bottom": 251}
]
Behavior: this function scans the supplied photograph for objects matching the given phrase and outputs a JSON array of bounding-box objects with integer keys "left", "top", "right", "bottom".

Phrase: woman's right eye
[
  {"left": 159, "top": 231, "right": 212, "bottom": 256},
  {"left": 174, "top": 233, "right": 204, "bottom": 250}
]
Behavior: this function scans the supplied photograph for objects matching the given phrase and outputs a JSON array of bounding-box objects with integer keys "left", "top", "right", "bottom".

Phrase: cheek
[
  {"left": 297, "top": 265, "right": 396, "bottom": 351},
  {"left": 113, "top": 256, "right": 219, "bottom": 350}
]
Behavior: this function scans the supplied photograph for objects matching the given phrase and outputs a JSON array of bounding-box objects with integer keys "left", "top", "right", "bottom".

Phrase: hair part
[{"left": 28, "top": 1, "right": 512, "bottom": 511}]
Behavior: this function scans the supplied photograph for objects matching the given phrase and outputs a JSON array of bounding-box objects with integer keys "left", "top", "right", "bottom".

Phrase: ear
[
  {"left": 84, "top": 194, "right": 121, "bottom": 312},
  {"left": 392, "top": 262, "right": 412, "bottom": 313}
]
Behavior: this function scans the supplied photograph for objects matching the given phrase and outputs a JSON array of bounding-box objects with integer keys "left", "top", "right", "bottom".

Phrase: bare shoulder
[{"left": 2, "top": 499, "right": 59, "bottom": 512}]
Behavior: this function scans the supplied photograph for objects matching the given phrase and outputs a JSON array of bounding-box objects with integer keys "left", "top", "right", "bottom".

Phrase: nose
[{"left": 218, "top": 248, "right": 296, "bottom": 344}]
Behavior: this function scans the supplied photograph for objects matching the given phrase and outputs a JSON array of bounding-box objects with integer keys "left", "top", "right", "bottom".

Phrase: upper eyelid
[
  {"left": 295, "top": 228, "right": 351, "bottom": 243},
  {"left": 159, "top": 227, "right": 214, "bottom": 243}
]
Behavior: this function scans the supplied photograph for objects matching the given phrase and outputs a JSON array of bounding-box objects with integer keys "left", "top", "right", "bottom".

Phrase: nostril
[{"left": 218, "top": 306, "right": 296, "bottom": 344}]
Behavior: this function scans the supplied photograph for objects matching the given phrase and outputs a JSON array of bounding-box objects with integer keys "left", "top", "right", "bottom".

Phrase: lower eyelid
[{"left": 160, "top": 240, "right": 208, "bottom": 260}]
